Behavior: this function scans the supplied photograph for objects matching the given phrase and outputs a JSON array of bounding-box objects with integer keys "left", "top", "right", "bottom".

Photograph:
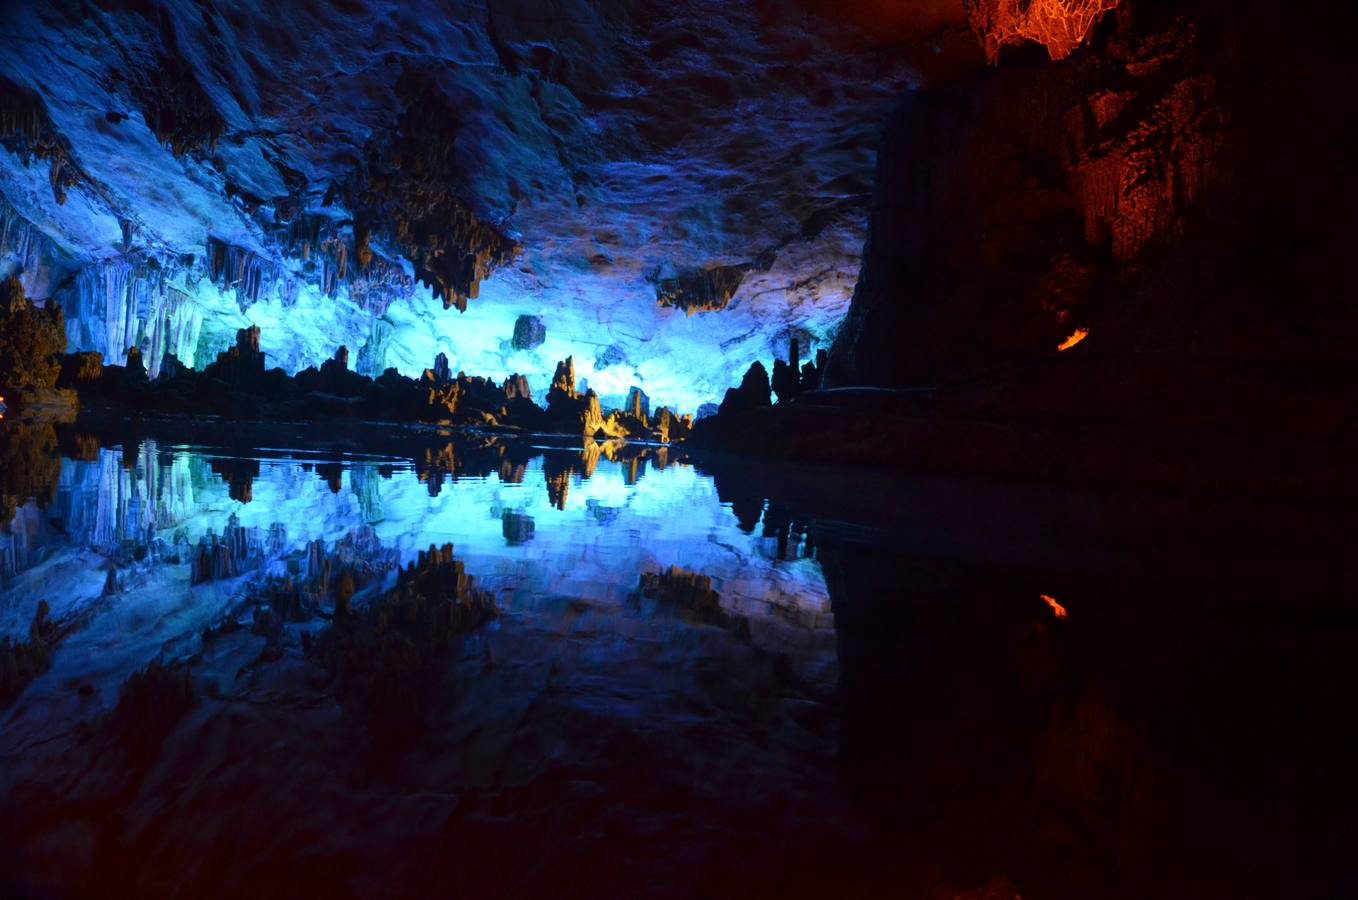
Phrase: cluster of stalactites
[
  {"left": 207, "top": 238, "right": 299, "bottom": 311},
  {"left": 655, "top": 263, "right": 750, "bottom": 314},
  {"left": 0, "top": 76, "right": 86, "bottom": 205},
  {"left": 967, "top": 0, "right": 1122, "bottom": 63},
  {"left": 0, "top": 198, "right": 47, "bottom": 276},
  {"left": 327, "top": 73, "right": 519, "bottom": 314},
  {"left": 276, "top": 213, "right": 413, "bottom": 315},
  {"left": 67, "top": 258, "right": 203, "bottom": 376}
]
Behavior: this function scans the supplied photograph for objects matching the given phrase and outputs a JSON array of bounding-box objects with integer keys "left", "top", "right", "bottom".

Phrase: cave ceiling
[{"left": 0, "top": 0, "right": 979, "bottom": 409}]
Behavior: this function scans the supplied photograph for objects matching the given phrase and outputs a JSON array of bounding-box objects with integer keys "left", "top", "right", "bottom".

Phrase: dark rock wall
[{"left": 828, "top": 0, "right": 1356, "bottom": 390}]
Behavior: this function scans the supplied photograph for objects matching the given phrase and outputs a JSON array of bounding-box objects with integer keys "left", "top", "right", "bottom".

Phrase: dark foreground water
[{"left": 1, "top": 417, "right": 1355, "bottom": 899}]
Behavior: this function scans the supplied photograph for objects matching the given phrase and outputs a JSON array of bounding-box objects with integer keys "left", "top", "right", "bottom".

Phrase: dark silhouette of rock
[
  {"left": 626, "top": 386, "right": 650, "bottom": 420},
  {"left": 717, "top": 360, "right": 770, "bottom": 416},
  {"left": 501, "top": 511, "right": 535, "bottom": 545},
  {"left": 431, "top": 352, "right": 451, "bottom": 384},
  {"left": 503, "top": 373, "right": 531, "bottom": 401},
  {"left": 206, "top": 325, "right": 265, "bottom": 382},
  {"left": 511, "top": 315, "right": 546, "bottom": 350},
  {"left": 307, "top": 542, "right": 497, "bottom": 739},
  {"left": 771, "top": 337, "right": 801, "bottom": 404}
]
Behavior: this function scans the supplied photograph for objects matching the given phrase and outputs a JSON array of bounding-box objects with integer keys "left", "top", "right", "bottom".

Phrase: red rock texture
[
  {"left": 829, "top": 0, "right": 1355, "bottom": 391},
  {"left": 968, "top": 0, "right": 1121, "bottom": 63}
]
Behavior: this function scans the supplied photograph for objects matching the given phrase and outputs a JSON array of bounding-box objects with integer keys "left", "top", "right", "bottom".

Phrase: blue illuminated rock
[{"left": 0, "top": 1, "right": 911, "bottom": 412}]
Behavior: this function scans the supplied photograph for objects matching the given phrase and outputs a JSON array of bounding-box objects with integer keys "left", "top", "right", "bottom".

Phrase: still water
[{"left": 1, "top": 419, "right": 1354, "bottom": 898}]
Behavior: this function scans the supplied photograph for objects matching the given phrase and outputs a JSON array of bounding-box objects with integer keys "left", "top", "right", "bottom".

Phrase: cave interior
[{"left": 0, "top": 1, "right": 1354, "bottom": 898}]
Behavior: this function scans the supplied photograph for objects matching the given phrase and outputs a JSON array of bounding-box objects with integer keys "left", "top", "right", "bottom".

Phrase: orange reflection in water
[
  {"left": 1040, "top": 593, "right": 1068, "bottom": 618},
  {"left": 1057, "top": 328, "right": 1089, "bottom": 351}
]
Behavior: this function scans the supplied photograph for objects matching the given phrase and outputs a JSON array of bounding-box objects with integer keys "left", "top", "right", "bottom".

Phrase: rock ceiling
[{"left": 3, "top": 0, "right": 1105, "bottom": 409}]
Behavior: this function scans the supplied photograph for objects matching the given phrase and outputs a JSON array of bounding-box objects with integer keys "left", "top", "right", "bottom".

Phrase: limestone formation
[
  {"left": 0, "top": 275, "right": 65, "bottom": 399},
  {"left": 512, "top": 315, "right": 547, "bottom": 351},
  {"left": 967, "top": 0, "right": 1120, "bottom": 64},
  {"left": 717, "top": 361, "right": 771, "bottom": 416},
  {"left": 626, "top": 386, "right": 650, "bottom": 420}
]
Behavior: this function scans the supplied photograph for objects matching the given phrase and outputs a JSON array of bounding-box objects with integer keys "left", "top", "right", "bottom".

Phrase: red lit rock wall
[
  {"left": 968, "top": 0, "right": 1121, "bottom": 63},
  {"left": 828, "top": 0, "right": 1355, "bottom": 390}
]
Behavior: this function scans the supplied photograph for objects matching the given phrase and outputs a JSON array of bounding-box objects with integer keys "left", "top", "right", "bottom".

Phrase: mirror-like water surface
[{"left": 2, "top": 420, "right": 1354, "bottom": 899}]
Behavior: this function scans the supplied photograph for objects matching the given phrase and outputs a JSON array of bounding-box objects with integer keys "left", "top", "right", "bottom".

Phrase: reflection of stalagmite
[
  {"left": 636, "top": 566, "right": 746, "bottom": 633},
  {"left": 308, "top": 541, "right": 497, "bottom": 736},
  {"left": 189, "top": 514, "right": 286, "bottom": 585}
]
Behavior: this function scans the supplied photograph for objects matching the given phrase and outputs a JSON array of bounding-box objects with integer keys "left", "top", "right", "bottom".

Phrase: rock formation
[
  {"left": 0, "top": 1, "right": 906, "bottom": 409},
  {"left": 717, "top": 361, "right": 771, "bottom": 417},
  {"left": 308, "top": 542, "right": 497, "bottom": 737},
  {"left": 511, "top": 315, "right": 547, "bottom": 351},
  {"left": 829, "top": 0, "right": 1354, "bottom": 390},
  {"left": 0, "top": 275, "right": 65, "bottom": 405}
]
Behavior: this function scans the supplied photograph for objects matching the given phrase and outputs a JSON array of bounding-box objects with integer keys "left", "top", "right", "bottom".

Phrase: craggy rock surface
[
  {"left": 0, "top": 0, "right": 924, "bottom": 410},
  {"left": 829, "top": 0, "right": 1355, "bottom": 389},
  {"left": 695, "top": 0, "right": 1357, "bottom": 490}
]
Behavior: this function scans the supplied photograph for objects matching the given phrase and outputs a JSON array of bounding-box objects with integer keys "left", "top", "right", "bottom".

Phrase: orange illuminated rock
[
  {"left": 968, "top": 0, "right": 1121, "bottom": 64},
  {"left": 1057, "top": 328, "right": 1089, "bottom": 351},
  {"left": 1040, "top": 593, "right": 1069, "bottom": 618}
]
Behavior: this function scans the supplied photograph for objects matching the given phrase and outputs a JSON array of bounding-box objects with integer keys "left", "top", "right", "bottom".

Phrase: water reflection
[
  {"left": 0, "top": 419, "right": 1352, "bottom": 898},
  {"left": 2, "top": 427, "right": 835, "bottom": 692}
]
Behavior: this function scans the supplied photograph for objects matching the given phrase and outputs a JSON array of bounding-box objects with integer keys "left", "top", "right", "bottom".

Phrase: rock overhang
[{"left": 0, "top": 0, "right": 957, "bottom": 410}]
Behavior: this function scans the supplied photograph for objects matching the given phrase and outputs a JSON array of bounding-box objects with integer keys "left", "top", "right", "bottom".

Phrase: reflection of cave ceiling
[{"left": 0, "top": 0, "right": 939, "bottom": 410}]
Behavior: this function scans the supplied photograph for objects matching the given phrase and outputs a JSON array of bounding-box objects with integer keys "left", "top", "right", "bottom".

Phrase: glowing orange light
[
  {"left": 1040, "top": 593, "right": 1068, "bottom": 618},
  {"left": 1057, "top": 328, "right": 1089, "bottom": 351}
]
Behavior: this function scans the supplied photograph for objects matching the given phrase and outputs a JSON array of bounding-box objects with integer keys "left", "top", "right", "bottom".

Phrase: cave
[{"left": 1, "top": 1, "right": 1353, "bottom": 897}]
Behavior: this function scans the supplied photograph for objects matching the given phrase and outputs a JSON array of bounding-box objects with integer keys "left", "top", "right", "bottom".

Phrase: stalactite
[
  {"left": 355, "top": 317, "right": 395, "bottom": 377},
  {"left": 0, "top": 76, "right": 87, "bottom": 204},
  {"left": 967, "top": 0, "right": 1121, "bottom": 64},
  {"left": 0, "top": 198, "right": 46, "bottom": 277},
  {"left": 207, "top": 238, "right": 293, "bottom": 310}
]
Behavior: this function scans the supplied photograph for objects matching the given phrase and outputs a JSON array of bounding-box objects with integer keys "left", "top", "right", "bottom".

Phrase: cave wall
[
  {"left": 827, "top": 0, "right": 1356, "bottom": 390},
  {"left": 0, "top": 0, "right": 917, "bottom": 412}
]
